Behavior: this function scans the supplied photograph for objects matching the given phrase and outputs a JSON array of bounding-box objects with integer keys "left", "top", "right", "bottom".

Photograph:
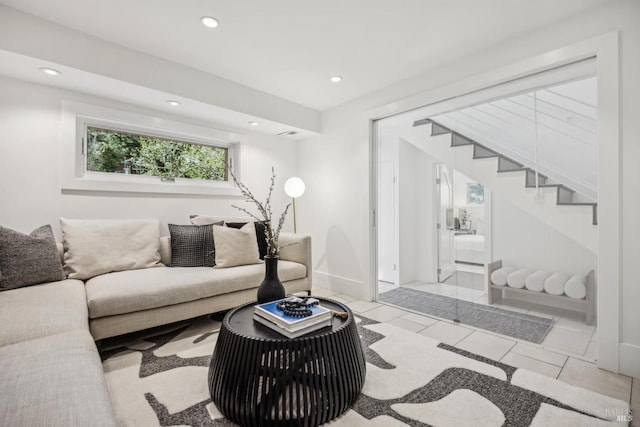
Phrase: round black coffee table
[{"left": 208, "top": 297, "right": 366, "bottom": 427}]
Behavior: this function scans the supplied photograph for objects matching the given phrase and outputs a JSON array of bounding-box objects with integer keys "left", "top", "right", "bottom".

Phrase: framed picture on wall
[{"left": 467, "top": 183, "right": 484, "bottom": 205}]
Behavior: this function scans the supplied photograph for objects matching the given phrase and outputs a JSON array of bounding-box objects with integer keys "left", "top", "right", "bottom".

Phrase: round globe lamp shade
[{"left": 284, "top": 177, "right": 305, "bottom": 198}]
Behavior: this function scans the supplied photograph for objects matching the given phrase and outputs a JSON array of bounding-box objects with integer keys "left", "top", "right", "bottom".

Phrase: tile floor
[
  {"left": 313, "top": 284, "right": 638, "bottom": 415},
  {"left": 388, "top": 278, "right": 599, "bottom": 365}
]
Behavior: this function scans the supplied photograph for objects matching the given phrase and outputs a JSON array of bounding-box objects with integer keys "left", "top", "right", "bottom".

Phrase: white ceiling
[{"left": 0, "top": 0, "right": 609, "bottom": 112}]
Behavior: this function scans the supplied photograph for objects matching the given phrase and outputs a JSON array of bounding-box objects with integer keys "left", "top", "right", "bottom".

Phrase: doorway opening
[{"left": 374, "top": 64, "right": 598, "bottom": 358}]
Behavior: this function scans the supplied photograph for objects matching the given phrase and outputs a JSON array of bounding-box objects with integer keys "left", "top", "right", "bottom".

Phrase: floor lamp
[{"left": 284, "top": 177, "right": 305, "bottom": 233}]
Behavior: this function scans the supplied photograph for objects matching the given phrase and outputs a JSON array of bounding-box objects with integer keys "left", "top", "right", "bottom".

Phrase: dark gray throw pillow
[
  {"left": 169, "top": 223, "right": 221, "bottom": 267},
  {"left": 0, "top": 224, "right": 66, "bottom": 291}
]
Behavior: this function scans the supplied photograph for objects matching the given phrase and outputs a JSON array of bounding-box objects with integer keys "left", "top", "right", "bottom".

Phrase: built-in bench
[{"left": 487, "top": 260, "right": 596, "bottom": 325}]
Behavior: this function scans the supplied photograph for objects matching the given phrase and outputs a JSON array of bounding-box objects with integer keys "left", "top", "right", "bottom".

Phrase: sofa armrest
[{"left": 278, "top": 233, "right": 312, "bottom": 287}]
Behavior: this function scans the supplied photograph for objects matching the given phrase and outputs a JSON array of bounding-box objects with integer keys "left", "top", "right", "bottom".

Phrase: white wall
[
  {"left": 297, "top": 0, "right": 640, "bottom": 376},
  {"left": 0, "top": 76, "right": 298, "bottom": 238},
  {"left": 492, "top": 194, "right": 597, "bottom": 274},
  {"left": 398, "top": 138, "right": 436, "bottom": 285}
]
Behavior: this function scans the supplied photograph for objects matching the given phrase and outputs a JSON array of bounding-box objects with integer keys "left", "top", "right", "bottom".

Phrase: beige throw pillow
[
  {"left": 213, "top": 223, "right": 261, "bottom": 268},
  {"left": 60, "top": 218, "right": 161, "bottom": 280}
]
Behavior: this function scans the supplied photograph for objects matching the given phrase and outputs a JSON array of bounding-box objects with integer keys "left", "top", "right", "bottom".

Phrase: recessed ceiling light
[
  {"left": 248, "top": 121, "right": 259, "bottom": 126},
  {"left": 166, "top": 100, "right": 181, "bottom": 107},
  {"left": 39, "top": 67, "right": 62, "bottom": 76},
  {"left": 330, "top": 76, "right": 343, "bottom": 83},
  {"left": 201, "top": 16, "right": 219, "bottom": 28}
]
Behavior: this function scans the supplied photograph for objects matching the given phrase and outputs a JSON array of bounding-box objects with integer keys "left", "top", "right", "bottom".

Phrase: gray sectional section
[
  {"left": 0, "top": 331, "right": 117, "bottom": 427},
  {"left": 0, "top": 279, "right": 88, "bottom": 346},
  {"left": 0, "top": 281, "right": 117, "bottom": 426}
]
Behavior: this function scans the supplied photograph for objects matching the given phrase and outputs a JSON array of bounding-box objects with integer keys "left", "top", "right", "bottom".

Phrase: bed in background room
[{"left": 454, "top": 233, "right": 485, "bottom": 265}]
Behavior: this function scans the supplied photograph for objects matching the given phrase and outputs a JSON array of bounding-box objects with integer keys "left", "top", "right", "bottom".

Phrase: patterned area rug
[
  {"left": 101, "top": 314, "right": 629, "bottom": 426},
  {"left": 378, "top": 287, "right": 553, "bottom": 344}
]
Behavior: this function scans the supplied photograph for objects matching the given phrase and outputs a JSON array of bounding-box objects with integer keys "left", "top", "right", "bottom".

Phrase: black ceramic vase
[{"left": 257, "top": 255, "right": 286, "bottom": 303}]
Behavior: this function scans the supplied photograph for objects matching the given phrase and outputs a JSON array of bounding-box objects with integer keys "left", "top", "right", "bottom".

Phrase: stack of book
[{"left": 253, "top": 298, "right": 333, "bottom": 338}]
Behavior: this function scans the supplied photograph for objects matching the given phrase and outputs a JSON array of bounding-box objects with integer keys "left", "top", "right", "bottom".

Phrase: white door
[
  {"left": 378, "top": 161, "right": 397, "bottom": 284},
  {"left": 437, "top": 164, "right": 456, "bottom": 282}
]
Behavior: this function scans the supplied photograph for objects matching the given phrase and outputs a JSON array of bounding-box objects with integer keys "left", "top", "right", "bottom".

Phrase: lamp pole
[{"left": 292, "top": 197, "right": 298, "bottom": 233}]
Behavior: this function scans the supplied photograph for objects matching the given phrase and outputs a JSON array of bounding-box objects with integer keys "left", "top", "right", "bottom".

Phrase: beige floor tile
[
  {"left": 527, "top": 303, "right": 580, "bottom": 320},
  {"left": 501, "top": 352, "right": 562, "bottom": 378},
  {"left": 419, "top": 321, "right": 473, "bottom": 346},
  {"left": 583, "top": 331, "right": 598, "bottom": 362},
  {"left": 510, "top": 342, "right": 568, "bottom": 367},
  {"left": 402, "top": 280, "right": 426, "bottom": 287},
  {"left": 451, "top": 287, "right": 486, "bottom": 303},
  {"left": 542, "top": 327, "right": 592, "bottom": 356},
  {"left": 631, "top": 378, "right": 640, "bottom": 427},
  {"left": 557, "top": 357, "right": 632, "bottom": 402},
  {"left": 405, "top": 283, "right": 456, "bottom": 297},
  {"left": 388, "top": 317, "right": 427, "bottom": 333},
  {"left": 347, "top": 300, "right": 382, "bottom": 314},
  {"left": 377, "top": 281, "right": 397, "bottom": 294},
  {"left": 455, "top": 331, "right": 515, "bottom": 361},
  {"left": 311, "top": 287, "right": 338, "bottom": 297},
  {"left": 527, "top": 304, "right": 595, "bottom": 334},
  {"left": 552, "top": 316, "right": 596, "bottom": 335},
  {"left": 362, "top": 305, "right": 408, "bottom": 323},
  {"left": 331, "top": 293, "right": 358, "bottom": 303},
  {"left": 400, "top": 312, "right": 438, "bottom": 327},
  {"left": 490, "top": 298, "right": 533, "bottom": 314}
]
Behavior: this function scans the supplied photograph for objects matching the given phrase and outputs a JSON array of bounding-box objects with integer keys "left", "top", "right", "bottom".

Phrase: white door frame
[{"left": 369, "top": 32, "right": 620, "bottom": 373}]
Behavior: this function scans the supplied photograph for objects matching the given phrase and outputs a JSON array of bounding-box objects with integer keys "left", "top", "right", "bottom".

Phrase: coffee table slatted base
[{"left": 208, "top": 300, "right": 366, "bottom": 426}]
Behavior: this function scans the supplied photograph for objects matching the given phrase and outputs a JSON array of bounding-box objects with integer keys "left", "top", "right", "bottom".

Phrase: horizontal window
[
  {"left": 86, "top": 126, "right": 228, "bottom": 181},
  {"left": 61, "top": 101, "right": 245, "bottom": 196}
]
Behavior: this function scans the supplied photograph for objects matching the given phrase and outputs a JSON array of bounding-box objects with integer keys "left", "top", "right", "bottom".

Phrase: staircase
[{"left": 413, "top": 119, "right": 598, "bottom": 252}]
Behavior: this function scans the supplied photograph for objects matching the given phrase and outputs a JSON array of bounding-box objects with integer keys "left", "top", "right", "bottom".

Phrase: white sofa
[
  {"left": 88, "top": 232, "right": 312, "bottom": 339},
  {"left": 0, "top": 224, "right": 312, "bottom": 426}
]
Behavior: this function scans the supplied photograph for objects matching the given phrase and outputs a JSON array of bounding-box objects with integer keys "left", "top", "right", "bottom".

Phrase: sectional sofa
[{"left": 0, "top": 217, "right": 312, "bottom": 426}]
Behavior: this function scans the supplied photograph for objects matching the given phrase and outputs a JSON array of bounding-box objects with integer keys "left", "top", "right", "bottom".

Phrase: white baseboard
[
  {"left": 618, "top": 342, "right": 640, "bottom": 379},
  {"left": 312, "top": 271, "right": 369, "bottom": 300}
]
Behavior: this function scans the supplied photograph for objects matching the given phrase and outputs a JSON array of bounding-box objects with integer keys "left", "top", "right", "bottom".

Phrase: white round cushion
[
  {"left": 507, "top": 268, "right": 532, "bottom": 289},
  {"left": 564, "top": 274, "right": 587, "bottom": 299},
  {"left": 491, "top": 266, "right": 515, "bottom": 286},
  {"left": 524, "top": 270, "right": 550, "bottom": 292},
  {"left": 544, "top": 272, "right": 571, "bottom": 295}
]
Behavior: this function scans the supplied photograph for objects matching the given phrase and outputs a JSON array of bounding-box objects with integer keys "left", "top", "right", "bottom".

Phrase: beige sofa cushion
[
  {"left": 0, "top": 330, "right": 117, "bottom": 427},
  {"left": 61, "top": 218, "right": 162, "bottom": 280},
  {"left": 213, "top": 223, "right": 261, "bottom": 268},
  {"left": 0, "top": 279, "right": 88, "bottom": 347},
  {"left": 85, "top": 262, "right": 307, "bottom": 318}
]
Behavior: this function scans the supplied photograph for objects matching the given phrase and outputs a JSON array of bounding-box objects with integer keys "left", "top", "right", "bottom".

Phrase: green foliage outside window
[{"left": 86, "top": 127, "right": 228, "bottom": 181}]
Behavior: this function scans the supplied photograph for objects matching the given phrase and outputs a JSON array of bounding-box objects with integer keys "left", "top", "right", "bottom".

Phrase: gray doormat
[{"left": 378, "top": 287, "right": 553, "bottom": 344}]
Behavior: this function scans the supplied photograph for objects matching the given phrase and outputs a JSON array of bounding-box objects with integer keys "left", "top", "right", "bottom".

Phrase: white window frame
[{"left": 61, "top": 100, "right": 244, "bottom": 196}]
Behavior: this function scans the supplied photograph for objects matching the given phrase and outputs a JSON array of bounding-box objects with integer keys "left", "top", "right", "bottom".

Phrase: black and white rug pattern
[{"left": 102, "top": 315, "right": 629, "bottom": 426}]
